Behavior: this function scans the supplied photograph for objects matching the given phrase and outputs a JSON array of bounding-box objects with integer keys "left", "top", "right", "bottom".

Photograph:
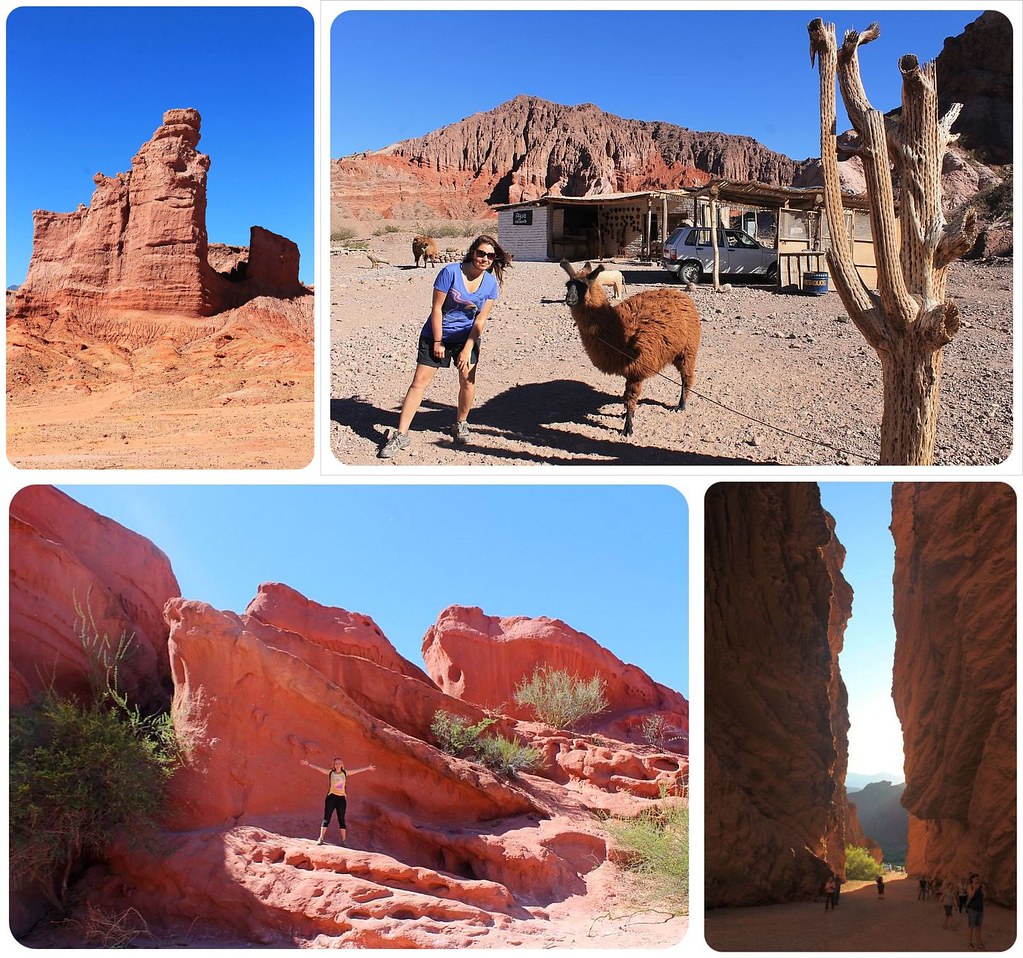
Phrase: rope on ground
[{"left": 593, "top": 332, "right": 876, "bottom": 463}]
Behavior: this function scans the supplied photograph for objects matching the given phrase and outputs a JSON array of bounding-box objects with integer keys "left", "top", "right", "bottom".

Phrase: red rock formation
[
  {"left": 891, "top": 482, "right": 1016, "bottom": 905},
  {"left": 81, "top": 590, "right": 684, "bottom": 945},
  {"left": 10, "top": 493, "right": 687, "bottom": 946},
  {"left": 705, "top": 483, "right": 854, "bottom": 907},
  {"left": 8, "top": 486, "right": 179, "bottom": 713},
  {"left": 332, "top": 95, "right": 810, "bottom": 223},
  {"left": 936, "top": 11, "right": 1013, "bottom": 165},
  {"left": 422, "top": 605, "right": 688, "bottom": 749},
  {"left": 11, "top": 108, "right": 305, "bottom": 322}
]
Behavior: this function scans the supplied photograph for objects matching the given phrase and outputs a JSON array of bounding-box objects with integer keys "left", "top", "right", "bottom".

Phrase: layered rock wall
[
  {"left": 8, "top": 486, "right": 179, "bottom": 713},
  {"left": 11, "top": 109, "right": 304, "bottom": 322},
  {"left": 705, "top": 483, "right": 853, "bottom": 907},
  {"left": 891, "top": 482, "right": 1016, "bottom": 904}
]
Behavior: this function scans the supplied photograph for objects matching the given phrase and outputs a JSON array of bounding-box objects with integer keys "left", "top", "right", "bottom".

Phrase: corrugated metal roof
[{"left": 494, "top": 181, "right": 870, "bottom": 212}]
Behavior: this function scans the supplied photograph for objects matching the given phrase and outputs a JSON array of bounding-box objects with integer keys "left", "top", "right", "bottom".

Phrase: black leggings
[{"left": 322, "top": 794, "right": 347, "bottom": 828}]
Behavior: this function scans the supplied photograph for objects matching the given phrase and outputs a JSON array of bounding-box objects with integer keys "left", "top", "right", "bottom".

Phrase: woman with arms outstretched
[{"left": 301, "top": 757, "right": 375, "bottom": 846}]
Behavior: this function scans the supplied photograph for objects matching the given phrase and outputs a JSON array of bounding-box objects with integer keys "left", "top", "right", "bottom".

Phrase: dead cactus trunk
[{"left": 808, "top": 18, "right": 977, "bottom": 465}]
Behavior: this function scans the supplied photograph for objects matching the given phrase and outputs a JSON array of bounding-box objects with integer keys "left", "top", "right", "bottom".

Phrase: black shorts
[
  {"left": 417, "top": 336, "right": 479, "bottom": 368},
  {"left": 322, "top": 794, "right": 347, "bottom": 828}
]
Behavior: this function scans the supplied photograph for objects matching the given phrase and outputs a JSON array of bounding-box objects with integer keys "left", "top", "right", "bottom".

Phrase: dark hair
[{"left": 464, "top": 234, "right": 512, "bottom": 286}]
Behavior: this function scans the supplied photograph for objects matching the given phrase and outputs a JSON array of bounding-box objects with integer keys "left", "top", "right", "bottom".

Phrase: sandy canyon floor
[
  {"left": 330, "top": 232, "right": 1012, "bottom": 467},
  {"left": 706, "top": 875, "right": 1015, "bottom": 952}
]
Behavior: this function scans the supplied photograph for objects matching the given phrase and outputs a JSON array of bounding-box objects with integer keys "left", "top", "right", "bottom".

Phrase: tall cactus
[{"left": 808, "top": 19, "right": 977, "bottom": 465}]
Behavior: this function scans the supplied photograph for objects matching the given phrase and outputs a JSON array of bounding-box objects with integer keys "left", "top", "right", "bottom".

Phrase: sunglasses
[{"left": 474, "top": 250, "right": 496, "bottom": 260}]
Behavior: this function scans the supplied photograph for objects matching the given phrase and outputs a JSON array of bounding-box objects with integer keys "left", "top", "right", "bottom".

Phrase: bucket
[{"left": 803, "top": 271, "right": 829, "bottom": 295}]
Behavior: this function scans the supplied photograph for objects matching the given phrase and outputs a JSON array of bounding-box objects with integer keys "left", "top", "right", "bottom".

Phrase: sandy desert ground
[
  {"left": 330, "top": 232, "right": 1012, "bottom": 468},
  {"left": 6, "top": 298, "right": 314, "bottom": 470}
]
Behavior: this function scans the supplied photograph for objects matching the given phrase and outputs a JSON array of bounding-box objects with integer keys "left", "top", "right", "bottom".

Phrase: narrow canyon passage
[{"left": 705, "top": 875, "right": 1015, "bottom": 952}]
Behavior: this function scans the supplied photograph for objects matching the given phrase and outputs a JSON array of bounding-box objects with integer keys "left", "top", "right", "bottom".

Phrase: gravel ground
[{"left": 330, "top": 232, "right": 1013, "bottom": 467}]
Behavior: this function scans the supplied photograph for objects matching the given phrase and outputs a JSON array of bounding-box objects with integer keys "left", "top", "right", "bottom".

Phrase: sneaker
[
  {"left": 378, "top": 431, "right": 411, "bottom": 459},
  {"left": 451, "top": 420, "right": 471, "bottom": 445}
]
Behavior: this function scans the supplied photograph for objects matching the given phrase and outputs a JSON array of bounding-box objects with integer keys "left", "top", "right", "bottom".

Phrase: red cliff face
[
  {"left": 891, "top": 483, "right": 1016, "bottom": 905},
  {"left": 11, "top": 108, "right": 305, "bottom": 323},
  {"left": 8, "top": 486, "right": 179, "bottom": 714},
  {"left": 705, "top": 483, "right": 853, "bottom": 907}
]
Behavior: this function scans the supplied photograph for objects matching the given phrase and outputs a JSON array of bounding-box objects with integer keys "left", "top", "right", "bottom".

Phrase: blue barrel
[{"left": 803, "top": 271, "right": 829, "bottom": 295}]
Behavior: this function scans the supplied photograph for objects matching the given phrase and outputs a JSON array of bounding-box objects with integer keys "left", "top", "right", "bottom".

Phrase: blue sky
[
  {"left": 819, "top": 482, "right": 903, "bottom": 781},
  {"left": 54, "top": 485, "right": 689, "bottom": 696},
  {"left": 6, "top": 7, "right": 313, "bottom": 285},
  {"left": 331, "top": 8, "right": 984, "bottom": 159}
]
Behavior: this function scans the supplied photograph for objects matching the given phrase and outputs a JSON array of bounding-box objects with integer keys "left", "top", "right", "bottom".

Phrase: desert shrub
[
  {"left": 475, "top": 735, "right": 545, "bottom": 775},
  {"left": 10, "top": 692, "right": 179, "bottom": 910},
  {"left": 372, "top": 224, "right": 404, "bottom": 236},
  {"left": 10, "top": 612, "right": 183, "bottom": 911},
  {"left": 641, "top": 715, "right": 667, "bottom": 748},
  {"left": 431, "top": 711, "right": 543, "bottom": 777},
  {"left": 430, "top": 711, "right": 497, "bottom": 758},
  {"left": 513, "top": 667, "right": 608, "bottom": 730},
  {"left": 606, "top": 800, "right": 688, "bottom": 915},
  {"left": 845, "top": 845, "right": 880, "bottom": 880}
]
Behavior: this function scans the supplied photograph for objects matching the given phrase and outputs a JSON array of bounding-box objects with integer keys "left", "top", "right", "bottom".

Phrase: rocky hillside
[
  {"left": 9, "top": 488, "right": 689, "bottom": 947},
  {"left": 936, "top": 11, "right": 1013, "bottom": 165},
  {"left": 332, "top": 14, "right": 1011, "bottom": 251},
  {"left": 331, "top": 94, "right": 811, "bottom": 223},
  {"left": 705, "top": 483, "right": 854, "bottom": 907},
  {"left": 891, "top": 483, "right": 1016, "bottom": 905}
]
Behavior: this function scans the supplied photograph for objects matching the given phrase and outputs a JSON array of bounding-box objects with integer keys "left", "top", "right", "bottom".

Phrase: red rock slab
[
  {"left": 9, "top": 485, "right": 179, "bottom": 712},
  {"left": 421, "top": 605, "right": 688, "bottom": 741}
]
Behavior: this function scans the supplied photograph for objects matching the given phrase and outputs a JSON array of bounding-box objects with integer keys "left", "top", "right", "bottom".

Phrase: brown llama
[{"left": 561, "top": 260, "right": 701, "bottom": 436}]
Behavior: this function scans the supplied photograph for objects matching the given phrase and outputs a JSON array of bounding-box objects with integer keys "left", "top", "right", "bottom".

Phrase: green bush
[
  {"left": 10, "top": 693, "right": 179, "bottom": 910},
  {"left": 431, "top": 711, "right": 544, "bottom": 777},
  {"left": 606, "top": 800, "right": 688, "bottom": 915},
  {"left": 475, "top": 735, "right": 545, "bottom": 775},
  {"left": 513, "top": 667, "right": 608, "bottom": 730},
  {"left": 845, "top": 844, "right": 880, "bottom": 880},
  {"left": 430, "top": 711, "right": 497, "bottom": 757}
]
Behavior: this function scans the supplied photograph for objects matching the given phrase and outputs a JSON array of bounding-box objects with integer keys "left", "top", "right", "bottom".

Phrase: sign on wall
[{"left": 512, "top": 210, "right": 533, "bottom": 226}]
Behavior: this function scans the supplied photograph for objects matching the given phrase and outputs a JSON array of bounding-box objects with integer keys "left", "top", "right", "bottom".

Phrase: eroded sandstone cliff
[
  {"left": 705, "top": 483, "right": 853, "bottom": 907},
  {"left": 891, "top": 482, "right": 1016, "bottom": 905},
  {"left": 10, "top": 498, "right": 688, "bottom": 947},
  {"left": 8, "top": 486, "right": 179, "bottom": 714},
  {"left": 11, "top": 109, "right": 305, "bottom": 322}
]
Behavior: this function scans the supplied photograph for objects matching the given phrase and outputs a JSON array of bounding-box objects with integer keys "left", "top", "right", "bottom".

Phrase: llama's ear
[
  {"left": 559, "top": 259, "right": 577, "bottom": 279},
  {"left": 589, "top": 264, "right": 605, "bottom": 280}
]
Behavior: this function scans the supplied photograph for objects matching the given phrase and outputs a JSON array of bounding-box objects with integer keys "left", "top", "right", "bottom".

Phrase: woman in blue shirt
[{"left": 379, "top": 234, "right": 510, "bottom": 458}]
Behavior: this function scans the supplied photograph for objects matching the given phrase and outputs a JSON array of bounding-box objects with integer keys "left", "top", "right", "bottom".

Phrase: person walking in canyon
[
  {"left": 378, "top": 234, "right": 511, "bottom": 459},
  {"left": 301, "top": 757, "right": 376, "bottom": 846},
  {"left": 939, "top": 883, "right": 958, "bottom": 929},
  {"left": 875, "top": 873, "right": 885, "bottom": 899},
  {"left": 823, "top": 875, "right": 837, "bottom": 911},
  {"left": 965, "top": 873, "right": 986, "bottom": 949}
]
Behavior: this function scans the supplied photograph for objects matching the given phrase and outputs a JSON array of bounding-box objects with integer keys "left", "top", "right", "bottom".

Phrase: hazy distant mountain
[
  {"left": 847, "top": 771, "right": 903, "bottom": 791},
  {"left": 848, "top": 780, "right": 910, "bottom": 865}
]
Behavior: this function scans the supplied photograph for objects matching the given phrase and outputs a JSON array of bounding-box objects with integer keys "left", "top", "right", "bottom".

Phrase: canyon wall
[
  {"left": 891, "top": 482, "right": 1016, "bottom": 905},
  {"left": 705, "top": 483, "right": 853, "bottom": 907},
  {"left": 10, "top": 108, "right": 305, "bottom": 323}
]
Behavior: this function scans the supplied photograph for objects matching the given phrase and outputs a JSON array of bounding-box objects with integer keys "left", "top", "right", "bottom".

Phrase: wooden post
[{"left": 710, "top": 186, "right": 721, "bottom": 290}]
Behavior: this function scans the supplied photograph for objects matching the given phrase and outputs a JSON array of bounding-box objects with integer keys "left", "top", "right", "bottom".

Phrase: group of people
[
  {"left": 919, "top": 874, "right": 987, "bottom": 948},
  {"left": 822, "top": 869, "right": 989, "bottom": 948}
]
